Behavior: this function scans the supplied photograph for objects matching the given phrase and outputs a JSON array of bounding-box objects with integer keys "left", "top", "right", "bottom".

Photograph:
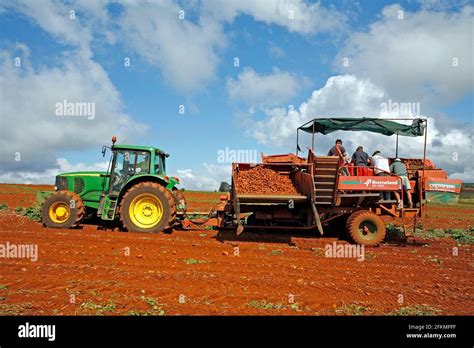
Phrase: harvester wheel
[
  {"left": 119, "top": 182, "right": 176, "bottom": 233},
  {"left": 345, "top": 210, "right": 386, "bottom": 246},
  {"left": 41, "top": 190, "right": 85, "bottom": 229}
]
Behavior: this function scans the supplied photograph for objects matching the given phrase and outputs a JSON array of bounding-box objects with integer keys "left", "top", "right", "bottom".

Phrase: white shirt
[{"left": 371, "top": 154, "right": 390, "bottom": 174}]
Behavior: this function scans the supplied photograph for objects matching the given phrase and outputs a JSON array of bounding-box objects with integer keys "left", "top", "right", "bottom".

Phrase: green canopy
[{"left": 299, "top": 118, "right": 425, "bottom": 137}]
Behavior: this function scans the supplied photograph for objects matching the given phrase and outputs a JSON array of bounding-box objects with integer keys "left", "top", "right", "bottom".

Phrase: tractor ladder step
[{"left": 102, "top": 199, "right": 118, "bottom": 220}]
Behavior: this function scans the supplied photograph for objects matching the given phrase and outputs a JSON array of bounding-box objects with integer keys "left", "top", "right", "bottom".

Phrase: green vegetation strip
[
  {"left": 417, "top": 227, "right": 474, "bottom": 244},
  {"left": 386, "top": 224, "right": 474, "bottom": 244},
  {"left": 247, "top": 300, "right": 301, "bottom": 312},
  {"left": 390, "top": 305, "right": 441, "bottom": 316},
  {"left": 20, "top": 206, "right": 42, "bottom": 222}
]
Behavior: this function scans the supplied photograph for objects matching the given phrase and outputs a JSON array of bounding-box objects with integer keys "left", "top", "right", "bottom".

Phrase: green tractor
[{"left": 39, "top": 137, "right": 183, "bottom": 233}]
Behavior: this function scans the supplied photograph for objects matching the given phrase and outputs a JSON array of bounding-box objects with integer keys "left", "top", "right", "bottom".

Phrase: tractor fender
[{"left": 117, "top": 175, "right": 174, "bottom": 203}]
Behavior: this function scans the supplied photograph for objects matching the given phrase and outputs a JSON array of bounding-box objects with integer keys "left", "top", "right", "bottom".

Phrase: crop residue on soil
[{"left": 235, "top": 166, "right": 299, "bottom": 195}]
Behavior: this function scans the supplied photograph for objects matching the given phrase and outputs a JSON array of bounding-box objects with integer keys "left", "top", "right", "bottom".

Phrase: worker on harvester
[
  {"left": 371, "top": 151, "right": 391, "bottom": 201},
  {"left": 351, "top": 146, "right": 370, "bottom": 176},
  {"left": 327, "top": 139, "right": 347, "bottom": 158},
  {"left": 390, "top": 158, "right": 413, "bottom": 208},
  {"left": 328, "top": 139, "right": 349, "bottom": 175}
]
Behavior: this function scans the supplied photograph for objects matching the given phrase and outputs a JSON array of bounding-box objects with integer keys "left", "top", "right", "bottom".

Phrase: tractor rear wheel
[
  {"left": 345, "top": 210, "right": 386, "bottom": 246},
  {"left": 119, "top": 182, "right": 176, "bottom": 233},
  {"left": 41, "top": 190, "right": 85, "bottom": 229}
]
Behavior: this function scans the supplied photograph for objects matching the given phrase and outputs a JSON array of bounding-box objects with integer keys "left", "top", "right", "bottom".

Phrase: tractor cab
[
  {"left": 102, "top": 136, "right": 173, "bottom": 195},
  {"left": 107, "top": 147, "right": 168, "bottom": 196}
]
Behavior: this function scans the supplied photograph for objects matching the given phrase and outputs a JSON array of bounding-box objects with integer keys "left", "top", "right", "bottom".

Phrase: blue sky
[{"left": 0, "top": 0, "right": 472, "bottom": 188}]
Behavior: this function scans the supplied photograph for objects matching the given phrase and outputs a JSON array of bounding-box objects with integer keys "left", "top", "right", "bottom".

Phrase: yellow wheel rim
[
  {"left": 129, "top": 193, "right": 164, "bottom": 229},
  {"left": 49, "top": 202, "right": 71, "bottom": 223}
]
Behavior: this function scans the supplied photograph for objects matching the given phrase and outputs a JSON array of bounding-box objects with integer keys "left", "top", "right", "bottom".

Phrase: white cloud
[
  {"left": 5, "top": 0, "right": 114, "bottom": 58},
  {"left": 118, "top": 0, "right": 226, "bottom": 92},
  {"left": 172, "top": 163, "right": 231, "bottom": 191},
  {"left": 0, "top": 158, "right": 108, "bottom": 185},
  {"left": 203, "top": 0, "right": 346, "bottom": 34},
  {"left": 227, "top": 67, "right": 306, "bottom": 106},
  {"left": 118, "top": 0, "right": 345, "bottom": 92},
  {"left": 0, "top": 46, "right": 147, "bottom": 173},
  {"left": 449, "top": 164, "right": 474, "bottom": 182},
  {"left": 5, "top": 0, "right": 346, "bottom": 95},
  {"left": 337, "top": 4, "right": 474, "bottom": 105},
  {"left": 248, "top": 75, "right": 385, "bottom": 146},
  {"left": 246, "top": 74, "right": 473, "bottom": 180}
]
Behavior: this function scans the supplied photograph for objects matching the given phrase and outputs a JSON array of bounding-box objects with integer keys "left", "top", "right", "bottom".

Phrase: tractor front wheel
[
  {"left": 345, "top": 210, "right": 386, "bottom": 246},
  {"left": 41, "top": 190, "right": 85, "bottom": 229},
  {"left": 119, "top": 182, "right": 176, "bottom": 233}
]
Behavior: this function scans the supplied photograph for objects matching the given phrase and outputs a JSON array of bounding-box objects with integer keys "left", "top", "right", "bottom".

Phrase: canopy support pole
[
  {"left": 422, "top": 119, "right": 428, "bottom": 216},
  {"left": 423, "top": 120, "right": 427, "bottom": 176},
  {"left": 395, "top": 132, "right": 399, "bottom": 157},
  {"left": 311, "top": 121, "right": 315, "bottom": 151},
  {"left": 296, "top": 129, "right": 299, "bottom": 155}
]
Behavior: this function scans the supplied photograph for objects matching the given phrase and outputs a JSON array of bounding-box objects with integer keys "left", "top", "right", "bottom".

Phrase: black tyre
[
  {"left": 345, "top": 210, "right": 386, "bottom": 246},
  {"left": 41, "top": 190, "right": 84, "bottom": 228},
  {"left": 119, "top": 182, "right": 176, "bottom": 233}
]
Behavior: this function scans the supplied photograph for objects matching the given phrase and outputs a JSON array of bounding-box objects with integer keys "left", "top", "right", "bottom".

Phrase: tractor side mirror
[{"left": 102, "top": 146, "right": 107, "bottom": 157}]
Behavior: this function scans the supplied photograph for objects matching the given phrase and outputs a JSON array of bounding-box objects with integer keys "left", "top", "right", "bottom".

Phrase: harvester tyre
[
  {"left": 345, "top": 210, "right": 386, "bottom": 246},
  {"left": 119, "top": 182, "right": 176, "bottom": 233},
  {"left": 41, "top": 190, "right": 85, "bottom": 229}
]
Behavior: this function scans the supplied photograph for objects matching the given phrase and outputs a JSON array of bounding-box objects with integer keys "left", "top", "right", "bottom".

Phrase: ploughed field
[{"left": 0, "top": 184, "right": 472, "bottom": 316}]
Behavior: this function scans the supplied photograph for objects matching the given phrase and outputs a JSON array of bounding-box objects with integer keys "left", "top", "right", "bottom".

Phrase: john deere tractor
[{"left": 39, "top": 137, "right": 182, "bottom": 233}]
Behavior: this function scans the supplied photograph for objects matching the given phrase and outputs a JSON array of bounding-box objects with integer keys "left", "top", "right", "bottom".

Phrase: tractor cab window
[
  {"left": 154, "top": 155, "right": 165, "bottom": 174},
  {"left": 135, "top": 152, "right": 150, "bottom": 174},
  {"left": 110, "top": 150, "right": 150, "bottom": 194}
]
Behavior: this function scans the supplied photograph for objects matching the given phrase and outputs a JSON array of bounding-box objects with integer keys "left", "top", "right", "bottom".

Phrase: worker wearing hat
[{"left": 390, "top": 158, "right": 413, "bottom": 208}]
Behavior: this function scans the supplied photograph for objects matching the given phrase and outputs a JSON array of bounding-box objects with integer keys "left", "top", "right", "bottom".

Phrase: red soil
[{"left": 0, "top": 184, "right": 472, "bottom": 315}]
